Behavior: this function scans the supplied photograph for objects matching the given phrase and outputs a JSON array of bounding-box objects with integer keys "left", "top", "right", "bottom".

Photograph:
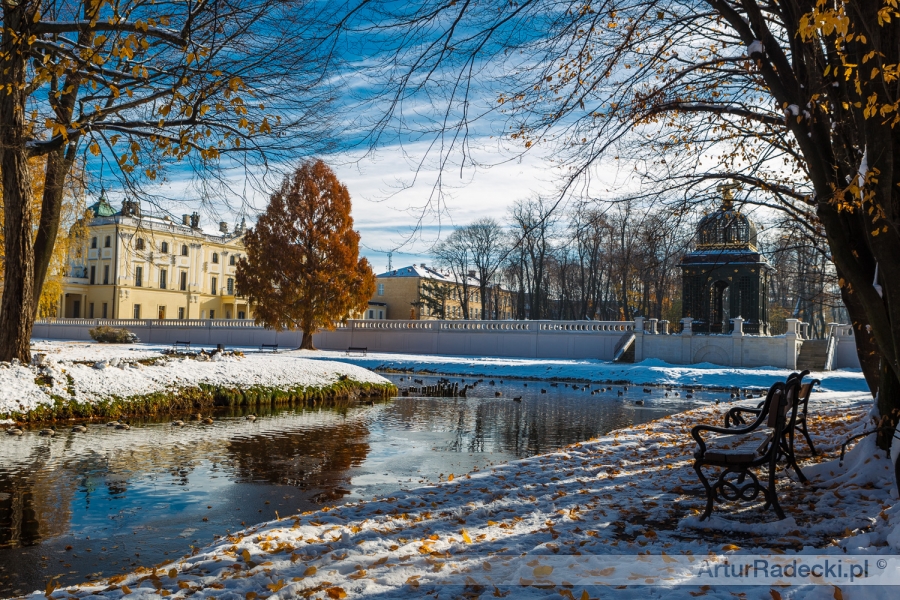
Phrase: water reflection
[{"left": 0, "top": 374, "right": 710, "bottom": 596}]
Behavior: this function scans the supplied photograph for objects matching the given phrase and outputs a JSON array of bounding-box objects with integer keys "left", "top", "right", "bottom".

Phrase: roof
[
  {"left": 87, "top": 197, "right": 117, "bottom": 217},
  {"left": 377, "top": 265, "right": 480, "bottom": 286}
]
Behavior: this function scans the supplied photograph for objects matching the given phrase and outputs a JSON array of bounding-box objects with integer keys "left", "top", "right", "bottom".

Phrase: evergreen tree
[{"left": 235, "top": 160, "right": 375, "bottom": 350}]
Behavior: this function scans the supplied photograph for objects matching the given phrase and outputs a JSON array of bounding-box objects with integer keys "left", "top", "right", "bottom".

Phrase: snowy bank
[
  {"left": 1, "top": 341, "right": 394, "bottom": 421},
  {"left": 35, "top": 390, "right": 900, "bottom": 599},
  {"left": 300, "top": 350, "right": 869, "bottom": 393}
]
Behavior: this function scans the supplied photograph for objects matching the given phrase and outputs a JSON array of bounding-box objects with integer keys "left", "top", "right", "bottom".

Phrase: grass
[{"left": 8, "top": 379, "right": 397, "bottom": 424}]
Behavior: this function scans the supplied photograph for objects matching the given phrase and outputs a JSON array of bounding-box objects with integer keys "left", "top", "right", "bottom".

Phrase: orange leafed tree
[{"left": 236, "top": 160, "right": 376, "bottom": 350}]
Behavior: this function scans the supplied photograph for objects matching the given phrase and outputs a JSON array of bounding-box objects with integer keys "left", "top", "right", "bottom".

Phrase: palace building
[{"left": 58, "top": 196, "right": 253, "bottom": 321}]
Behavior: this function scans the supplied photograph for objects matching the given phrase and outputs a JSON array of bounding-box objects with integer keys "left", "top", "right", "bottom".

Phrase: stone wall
[{"left": 31, "top": 317, "right": 861, "bottom": 370}]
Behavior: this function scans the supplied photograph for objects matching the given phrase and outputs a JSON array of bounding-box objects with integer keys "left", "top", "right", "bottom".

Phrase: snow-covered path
[{"left": 37, "top": 390, "right": 900, "bottom": 599}]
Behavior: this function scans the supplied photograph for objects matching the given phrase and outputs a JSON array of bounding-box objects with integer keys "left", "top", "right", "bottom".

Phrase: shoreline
[
  {"left": 4, "top": 379, "right": 397, "bottom": 425},
  {"left": 2, "top": 341, "right": 396, "bottom": 425},
  {"left": 29, "top": 390, "right": 897, "bottom": 600}
]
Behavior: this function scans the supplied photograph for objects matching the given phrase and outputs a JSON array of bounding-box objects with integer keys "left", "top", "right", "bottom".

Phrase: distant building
[
  {"left": 58, "top": 196, "right": 253, "bottom": 321},
  {"left": 371, "top": 264, "right": 514, "bottom": 320},
  {"left": 680, "top": 185, "right": 773, "bottom": 334}
]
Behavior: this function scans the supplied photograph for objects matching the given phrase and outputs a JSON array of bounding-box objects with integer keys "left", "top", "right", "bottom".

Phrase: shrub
[{"left": 89, "top": 326, "right": 140, "bottom": 344}]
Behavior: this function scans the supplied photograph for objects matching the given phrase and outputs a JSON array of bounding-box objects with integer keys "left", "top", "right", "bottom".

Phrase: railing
[
  {"left": 613, "top": 332, "right": 636, "bottom": 361},
  {"left": 35, "top": 317, "right": 637, "bottom": 333}
]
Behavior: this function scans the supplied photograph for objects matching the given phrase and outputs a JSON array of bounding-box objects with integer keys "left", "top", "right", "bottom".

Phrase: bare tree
[
  {"left": 434, "top": 229, "right": 474, "bottom": 319},
  {"left": 463, "top": 218, "right": 505, "bottom": 320}
]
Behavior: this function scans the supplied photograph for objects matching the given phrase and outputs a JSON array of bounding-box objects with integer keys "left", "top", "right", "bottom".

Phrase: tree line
[{"left": 430, "top": 198, "right": 843, "bottom": 336}]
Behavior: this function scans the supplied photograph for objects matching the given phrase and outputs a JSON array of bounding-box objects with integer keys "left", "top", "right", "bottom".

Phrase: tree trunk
[
  {"left": 0, "top": 5, "right": 37, "bottom": 364},
  {"left": 300, "top": 329, "right": 316, "bottom": 350},
  {"left": 876, "top": 362, "right": 900, "bottom": 450},
  {"left": 32, "top": 146, "right": 76, "bottom": 317}
]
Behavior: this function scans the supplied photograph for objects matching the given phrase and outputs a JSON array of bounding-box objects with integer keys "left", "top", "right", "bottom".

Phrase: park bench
[
  {"left": 173, "top": 341, "right": 191, "bottom": 352},
  {"left": 260, "top": 343, "right": 278, "bottom": 353},
  {"left": 691, "top": 377, "right": 806, "bottom": 520},
  {"left": 725, "top": 370, "right": 819, "bottom": 455},
  {"left": 346, "top": 346, "right": 368, "bottom": 356}
]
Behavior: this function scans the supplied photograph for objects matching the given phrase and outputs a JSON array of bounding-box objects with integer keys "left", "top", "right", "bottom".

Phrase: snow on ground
[
  {"left": 37, "top": 391, "right": 900, "bottom": 599},
  {"left": 301, "top": 350, "right": 868, "bottom": 393},
  {"left": 1, "top": 341, "right": 390, "bottom": 417}
]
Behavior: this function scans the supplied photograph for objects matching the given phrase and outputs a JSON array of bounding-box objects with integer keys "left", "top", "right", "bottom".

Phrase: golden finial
[{"left": 717, "top": 182, "right": 740, "bottom": 211}]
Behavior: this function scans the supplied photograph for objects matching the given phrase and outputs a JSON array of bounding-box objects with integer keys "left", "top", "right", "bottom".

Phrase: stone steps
[{"left": 796, "top": 339, "right": 828, "bottom": 371}]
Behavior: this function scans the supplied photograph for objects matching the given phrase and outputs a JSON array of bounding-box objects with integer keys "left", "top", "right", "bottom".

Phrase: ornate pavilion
[{"left": 680, "top": 185, "right": 773, "bottom": 335}]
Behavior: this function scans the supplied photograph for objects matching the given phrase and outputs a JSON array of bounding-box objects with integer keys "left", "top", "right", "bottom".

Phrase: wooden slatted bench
[
  {"left": 346, "top": 347, "right": 368, "bottom": 356},
  {"left": 260, "top": 344, "right": 278, "bottom": 353},
  {"left": 725, "top": 370, "right": 820, "bottom": 455},
  {"left": 173, "top": 341, "right": 191, "bottom": 352},
  {"left": 691, "top": 377, "right": 806, "bottom": 520}
]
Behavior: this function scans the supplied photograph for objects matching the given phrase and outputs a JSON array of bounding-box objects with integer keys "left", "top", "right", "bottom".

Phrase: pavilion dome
[{"left": 695, "top": 194, "right": 758, "bottom": 251}]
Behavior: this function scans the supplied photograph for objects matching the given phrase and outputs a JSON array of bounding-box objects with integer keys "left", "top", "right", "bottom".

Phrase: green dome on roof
[{"left": 87, "top": 193, "right": 117, "bottom": 217}]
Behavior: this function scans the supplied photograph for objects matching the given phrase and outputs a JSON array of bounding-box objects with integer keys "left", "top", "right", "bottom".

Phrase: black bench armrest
[{"left": 692, "top": 420, "right": 766, "bottom": 456}]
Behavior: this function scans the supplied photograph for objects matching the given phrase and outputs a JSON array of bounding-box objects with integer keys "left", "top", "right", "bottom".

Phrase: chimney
[
  {"left": 190, "top": 212, "right": 200, "bottom": 229},
  {"left": 219, "top": 221, "right": 228, "bottom": 234},
  {"left": 182, "top": 215, "right": 190, "bottom": 226},
  {"left": 420, "top": 263, "right": 426, "bottom": 268},
  {"left": 468, "top": 270, "right": 476, "bottom": 278}
]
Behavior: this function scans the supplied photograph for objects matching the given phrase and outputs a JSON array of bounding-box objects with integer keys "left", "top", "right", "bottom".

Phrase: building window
[
  {"left": 178, "top": 307, "right": 185, "bottom": 320},
  {"left": 181, "top": 244, "right": 188, "bottom": 256},
  {"left": 135, "top": 266, "right": 143, "bottom": 287},
  {"left": 104, "top": 235, "right": 111, "bottom": 248},
  {"left": 159, "top": 268, "right": 167, "bottom": 290},
  {"left": 211, "top": 276, "right": 217, "bottom": 295},
  {"left": 161, "top": 241, "right": 169, "bottom": 253},
  {"left": 377, "top": 283, "right": 384, "bottom": 296},
  {"left": 368, "top": 310, "right": 374, "bottom": 319},
  {"left": 102, "top": 303, "right": 108, "bottom": 318},
  {"left": 133, "top": 304, "right": 141, "bottom": 319},
  {"left": 91, "top": 237, "right": 97, "bottom": 249},
  {"left": 136, "top": 238, "right": 144, "bottom": 250},
  {"left": 229, "top": 255, "right": 236, "bottom": 266},
  {"left": 212, "top": 252, "right": 219, "bottom": 264},
  {"left": 158, "top": 305, "right": 166, "bottom": 320},
  {"left": 89, "top": 303, "right": 94, "bottom": 318},
  {"left": 238, "top": 311, "right": 246, "bottom": 320},
  {"left": 226, "top": 310, "right": 231, "bottom": 319},
  {"left": 90, "top": 266, "right": 96, "bottom": 285},
  {"left": 103, "top": 265, "right": 109, "bottom": 285},
  {"left": 180, "top": 271, "right": 187, "bottom": 291},
  {"left": 209, "top": 309, "right": 215, "bottom": 320},
  {"left": 227, "top": 278, "right": 234, "bottom": 295},
  {"left": 379, "top": 310, "right": 384, "bottom": 319}
]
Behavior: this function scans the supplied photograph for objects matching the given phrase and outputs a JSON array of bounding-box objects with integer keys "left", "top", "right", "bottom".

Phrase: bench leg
[
  {"left": 693, "top": 461, "right": 715, "bottom": 521},
  {"left": 798, "top": 423, "right": 818, "bottom": 456}
]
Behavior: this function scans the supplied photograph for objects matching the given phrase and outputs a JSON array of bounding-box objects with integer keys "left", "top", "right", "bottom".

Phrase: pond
[{"left": 0, "top": 374, "right": 729, "bottom": 597}]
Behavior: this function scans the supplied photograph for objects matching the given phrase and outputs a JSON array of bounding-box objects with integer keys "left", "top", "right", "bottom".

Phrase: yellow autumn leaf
[
  {"left": 581, "top": 591, "right": 590, "bottom": 600},
  {"left": 168, "top": 569, "right": 177, "bottom": 578},
  {"left": 326, "top": 587, "right": 347, "bottom": 599},
  {"left": 722, "top": 544, "right": 740, "bottom": 551},
  {"left": 266, "top": 580, "right": 286, "bottom": 592},
  {"left": 242, "top": 549, "right": 251, "bottom": 562},
  {"left": 770, "top": 590, "right": 782, "bottom": 600},
  {"left": 122, "top": 585, "right": 132, "bottom": 595},
  {"left": 448, "top": 474, "right": 454, "bottom": 481},
  {"left": 461, "top": 529, "right": 472, "bottom": 544},
  {"left": 833, "top": 586, "right": 843, "bottom": 600},
  {"left": 246, "top": 593, "right": 257, "bottom": 600},
  {"left": 533, "top": 565, "right": 553, "bottom": 577},
  {"left": 303, "top": 566, "right": 317, "bottom": 577}
]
